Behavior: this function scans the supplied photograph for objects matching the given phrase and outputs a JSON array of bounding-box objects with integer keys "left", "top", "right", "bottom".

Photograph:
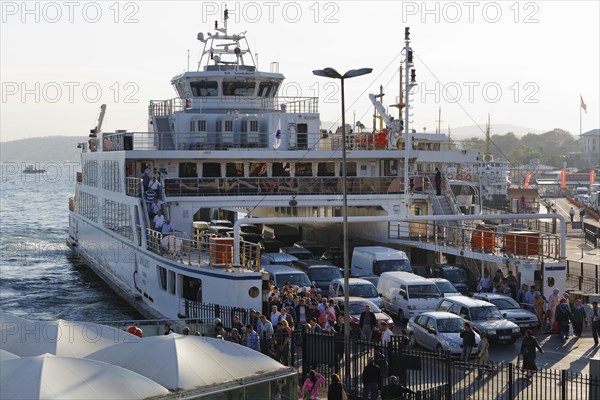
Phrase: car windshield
[
  {"left": 470, "top": 306, "right": 504, "bottom": 320},
  {"left": 443, "top": 269, "right": 466, "bottom": 283},
  {"left": 437, "top": 318, "right": 465, "bottom": 333},
  {"left": 348, "top": 284, "right": 379, "bottom": 298},
  {"left": 490, "top": 298, "right": 520, "bottom": 310},
  {"left": 347, "top": 301, "right": 382, "bottom": 314},
  {"left": 292, "top": 251, "right": 314, "bottom": 260},
  {"left": 376, "top": 259, "right": 412, "bottom": 274},
  {"left": 310, "top": 268, "right": 342, "bottom": 281},
  {"left": 304, "top": 246, "right": 327, "bottom": 258},
  {"left": 277, "top": 273, "right": 311, "bottom": 287},
  {"left": 408, "top": 284, "right": 441, "bottom": 299},
  {"left": 435, "top": 281, "right": 459, "bottom": 294}
]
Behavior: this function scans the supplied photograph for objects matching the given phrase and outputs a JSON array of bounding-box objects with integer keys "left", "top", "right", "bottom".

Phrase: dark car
[
  {"left": 431, "top": 264, "right": 478, "bottom": 295},
  {"left": 294, "top": 241, "right": 327, "bottom": 259},
  {"left": 321, "top": 247, "right": 344, "bottom": 268},
  {"left": 258, "top": 239, "right": 283, "bottom": 253},
  {"left": 291, "top": 259, "right": 342, "bottom": 292},
  {"left": 280, "top": 246, "right": 314, "bottom": 260}
]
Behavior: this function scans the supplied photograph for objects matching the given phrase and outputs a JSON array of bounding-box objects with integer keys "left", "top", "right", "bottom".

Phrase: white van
[
  {"left": 351, "top": 246, "right": 412, "bottom": 277},
  {"left": 261, "top": 265, "right": 311, "bottom": 292},
  {"left": 377, "top": 271, "right": 441, "bottom": 321}
]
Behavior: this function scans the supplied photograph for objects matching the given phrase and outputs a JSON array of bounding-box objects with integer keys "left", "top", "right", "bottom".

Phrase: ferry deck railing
[
  {"left": 162, "top": 176, "right": 407, "bottom": 197},
  {"left": 389, "top": 219, "right": 563, "bottom": 261},
  {"left": 145, "top": 228, "right": 261, "bottom": 270}
]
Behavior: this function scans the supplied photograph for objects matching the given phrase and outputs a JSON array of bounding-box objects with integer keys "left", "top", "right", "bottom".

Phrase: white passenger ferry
[{"left": 67, "top": 11, "right": 565, "bottom": 319}]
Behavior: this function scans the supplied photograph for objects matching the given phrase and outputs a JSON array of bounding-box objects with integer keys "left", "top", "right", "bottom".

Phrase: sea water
[{"left": 0, "top": 163, "right": 141, "bottom": 321}]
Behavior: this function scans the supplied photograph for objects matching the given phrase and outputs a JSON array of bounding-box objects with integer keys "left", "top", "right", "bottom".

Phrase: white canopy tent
[
  {"left": 0, "top": 319, "right": 139, "bottom": 358},
  {"left": 87, "top": 334, "right": 288, "bottom": 391},
  {"left": 0, "top": 349, "right": 20, "bottom": 361},
  {"left": 0, "top": 354, "right": 170, "bottom": 400}
]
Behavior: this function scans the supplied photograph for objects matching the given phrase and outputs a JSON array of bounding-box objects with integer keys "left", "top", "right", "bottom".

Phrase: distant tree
[
  {"left": 490, "top": 132, "right": 520, "bottom": 160},
  {"left": 459, "top": 137, "right": 485, "bottom": 153}
]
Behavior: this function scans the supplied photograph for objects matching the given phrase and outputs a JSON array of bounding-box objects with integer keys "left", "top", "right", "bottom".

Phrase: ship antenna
[
  {"left": 403, "top": 27, "right": 417, "bottom": 204},
  {"left": 223, "top": 8, "right": 228, "bottom": 35}
]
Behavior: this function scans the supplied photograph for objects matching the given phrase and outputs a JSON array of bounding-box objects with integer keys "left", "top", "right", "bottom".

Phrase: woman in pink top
[{"left": 300, "top": 370, "right": 325, "bottom": 400}]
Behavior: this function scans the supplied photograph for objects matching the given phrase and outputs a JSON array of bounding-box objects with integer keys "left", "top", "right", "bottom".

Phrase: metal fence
[{"left": 300, "top": 332, "right": 600, "bottom": 400}]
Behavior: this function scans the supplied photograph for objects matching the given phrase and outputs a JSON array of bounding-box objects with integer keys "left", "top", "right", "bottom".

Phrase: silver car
[
  {"left": 407, "top": 311, "right": 480, "bottom": 357},
  {"left": 473, "top": 293, "right": 539, "bottom": 330}
]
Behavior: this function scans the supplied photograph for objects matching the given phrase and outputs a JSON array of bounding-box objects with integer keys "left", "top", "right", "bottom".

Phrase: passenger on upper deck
[
  {"left": 149, "top": 176, "right": 162, "bottom": 193},
  {"left": 153, "top": 210, "right": 165, "bottom": 231},
  {"left": 161, "top": 220, "right": 173, "bottom": 234}
]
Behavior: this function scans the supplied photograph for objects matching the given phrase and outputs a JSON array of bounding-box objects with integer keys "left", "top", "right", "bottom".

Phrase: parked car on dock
[
  {"left": 329, "top": 278, "right": 383, "bottom": 308},
  {"left": 437, "top": 296, "right": 520, "bottom": 344},
  {"left": 407, "top": 311, "right": 480, "bottom": 358},
  {"left": 472, "top": 293, "right": 539, "bottom": 330},
  {"left": 291, "top": 260, "right": 342, "bottom": 293}
]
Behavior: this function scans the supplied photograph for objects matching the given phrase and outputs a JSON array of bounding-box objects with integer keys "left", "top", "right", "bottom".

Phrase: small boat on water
[{"left": 22, "top": 165, "right": 46, "bottom": 174}]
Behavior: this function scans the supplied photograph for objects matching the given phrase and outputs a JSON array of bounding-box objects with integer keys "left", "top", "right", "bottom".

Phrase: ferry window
[
  {"left": 224, "top": 120, "right": 233, "bottom": 132},
  {"left": 272, "top": 162, "right": 291, "bottom": 177},
  {"left": 226, "top": 163, "right": 244, "bottom": 177},
  {"left": 258, "top": 82, "right": 278, "bottom": 97},
  {"left": 223, "top": 80, "right": 256, "bottom": 96},
  {"left": 250, "top": 120, "right": 259, "bottom": 131},
  {"left": 179, "top": 162, "right": 197, "bottom": 178},
  {"left": 249, "top": 162, "right": 268, "bottom": 177},
  {"left": 190, "top": 81, "right": 218, "bottom": 97},
  {"left": 198, "top": 120, "right": 207, "bottom": 132},
  {"left": 345, "top": 162, "right": 357, "bottom": 177},
  {"left": 295, "top": 163, "right": 312, "bottom": 177},
  {"left": 202, "top": 163, "right": 221, "bottom": 178},
  {"left": 380, "top": 160, "right": 397, "bottom": 177},
  {"left": 317, "top": 162, "right": 335, "bottom": 176},
  {"left": 158, "top": 266, "right": 167, "bottom": 291},
  {"left": 190, "top": 120, "right": 195, "bottom": 132},
  {"left": 168, "top": 271, "right": 176, "bottom": 295}
]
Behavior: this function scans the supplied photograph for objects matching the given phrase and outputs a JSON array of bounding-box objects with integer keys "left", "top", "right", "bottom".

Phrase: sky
[{"left": 1, "top": 1, "right": 599, "bottom": 142}]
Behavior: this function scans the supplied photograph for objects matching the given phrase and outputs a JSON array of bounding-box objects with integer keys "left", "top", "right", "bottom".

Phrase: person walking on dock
[
  {"left": 569, "top": 207, "right": 575, "bottom": 223},
  {"left": 555, "top": 298, "right": 572, "bottom": 343},
  {"left": 589, "top": 301, "right": 600, "bottom": 346},
  {"left": 300, "top": 370, "right": 325, "bottom": 400},
  {"left": 460, "top": 322, "right": 476, "bottom": 361},
  {"left": 571, "top": 299, "right": 587, "bottom": 337},
  {"left": 520, "top": 329, "right": 544, "bottom": 378},
  {"left": 476, "top": 332, "right": 491, "bottom": 380},
  {"left": 362, "top": 357, "right": 381, "bottom": 400}
]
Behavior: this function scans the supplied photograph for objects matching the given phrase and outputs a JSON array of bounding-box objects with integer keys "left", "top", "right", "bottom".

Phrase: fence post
[
  {"left": 445, "top": 350, "right": 452, "bottom": 400},
  {"left": 301, "top": 330, "right": 307, "bottom": 383},
  {"left": 508, "top": 363, "right": 514, "bottom": 400},
  {"left": 596, "top": 267, "right": 599, "bottom": 294},
  {"left": 561, "top": 369, "right": 567, "bottom": 400}
]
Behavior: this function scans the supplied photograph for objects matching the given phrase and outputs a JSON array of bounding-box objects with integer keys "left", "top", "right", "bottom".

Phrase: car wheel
[{"left": 409, "top": 333, "right": 417, "bottom": 347}]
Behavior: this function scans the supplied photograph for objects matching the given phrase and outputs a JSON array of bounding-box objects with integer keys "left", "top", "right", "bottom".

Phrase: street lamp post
[{"left": 313, "top": 67, "right": 372, "bottom": 382}]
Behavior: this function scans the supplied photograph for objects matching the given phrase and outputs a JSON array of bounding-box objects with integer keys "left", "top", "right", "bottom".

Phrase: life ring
[
  {"left": 447, "top": 173, "right": 453, "bottom": 179},
  {"left": 457, "top": 174, "right": 463, "bottom": 180},
  {"left": 465, "top": 174, "right": 472, "bottom": 180}
]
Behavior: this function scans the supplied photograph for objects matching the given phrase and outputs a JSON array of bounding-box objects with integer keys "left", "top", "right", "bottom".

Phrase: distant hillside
[
  {"left": 0, "top": 136, "right": 85, "bottom": 162},
  {"left": 445, "top": 124, "right": 542, "bottom": 140}
]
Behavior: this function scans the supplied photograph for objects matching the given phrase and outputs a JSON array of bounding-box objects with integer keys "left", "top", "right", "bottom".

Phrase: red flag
[
  {"left": 561, "top": 169, "right": 567, "bottom": 189},
  {"left": 524, "top": 172, "right": 532, "bottom": 189},
  {"left": 581, "top": 95, "right": 587, "bottom": 113},
  {"left": 591, "top": 170, "right": 596, "bottom": 185}
]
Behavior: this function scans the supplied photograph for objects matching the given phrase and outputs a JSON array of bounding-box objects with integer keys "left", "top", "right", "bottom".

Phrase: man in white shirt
[
  {"left": 270, "top": 305, "right": 282, "bottom": 326},
  {"left": 257, "top": 315, "right": 274, "bottom": 340},
  {"left": 149, "top": 177, "right": 162, "bottom": 192},
  {"left": 380, "top": 321, "right": 393, "bottom": 346},
  {"left": 153, "top": 210, "right": 165, "bottom": 231},
  {"left": 144, "top": 166, "right": 153, "bottom": 177},
  {"left": 150, "top": 197, "right": 164, "bottom": 217}
]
